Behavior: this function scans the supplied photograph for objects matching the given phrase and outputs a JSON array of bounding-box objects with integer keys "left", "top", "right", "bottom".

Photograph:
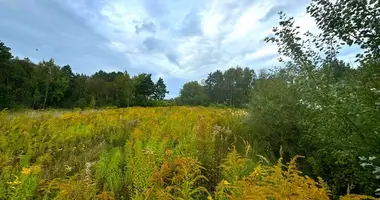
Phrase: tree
[
  {"left": 11, "top": 58, "right": 36, "bottom": 106},
  {"left": 202, "top": 67, "right": 256, "bottom": 107},
  {"left": 240, "top": 67, "right": 256, "bottom": 105},
  {"left": 61, "top": 65, "right": 76, "bottom": 108},
  {"left": 89, "top": 95, "right": 96, "bottom": 108},
  {"left": 204, "top": 70, "right": 226, "bottom": 104},
  {"left": 87, "top": 77, "right": 109, "bottom": 107},
  {"left": 134, "top": 73, "right": 155, "bottom": 106},
  {"left": 253, "top": 8, "right": 380, "bottom": 198},
  {"left": 32, "top": 59, "right": 70, "bottom": 108},
  {"left": 307, "top": 0, "right": 380, "bottom": 61},
  {"left": 0, "top": 41, "right": 13, "bottom": 108},
  {"left": 0, "top": 40, "right": 171, "bottom": 109},
  {"left": 76, "top": 97, "right": 87, "bottom": 110},
  {"left": 114, "top": 72, "right": 133, "bottom": 107},
  {"left": 178, "top": 81, "right": 209, "bottom": 106},
  {"left": 223, "top": 67, "right": 256, "bottom": 107},
  {"left": 70, "top": 74, "right": 89, "bottom": 108},
  {"left": 0, "top": 41, "right": 12, "bottom": 62},
  {"left": 153, "top": 77, "right": 168, "bottom": 101},
  {"left": 223, "top": 68, "right": 238, "bottom": 107}
]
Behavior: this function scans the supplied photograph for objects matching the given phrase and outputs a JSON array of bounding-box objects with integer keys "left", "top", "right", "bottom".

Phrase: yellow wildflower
[
  {"left": 7, "top": 176, "right": 21, "bottom": 185},
  {"left": 21, "top": 167, "right": 31, "bottom": 175},
  {"left": 222, "top": 180, "right": 229, "bottom": 185},
  {"left": 207, "top": 196, "right": 213, "bottom": 200},
  {"left": 251, "top": 165, "right": 262, "bottom": 177}
]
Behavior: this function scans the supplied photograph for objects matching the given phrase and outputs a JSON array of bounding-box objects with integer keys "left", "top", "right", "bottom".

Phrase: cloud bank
[{"left": 0, "top": 0, "right": 359, "bottom": 98}]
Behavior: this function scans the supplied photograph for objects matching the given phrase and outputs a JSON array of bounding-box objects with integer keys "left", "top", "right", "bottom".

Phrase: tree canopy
[
  {"left": 177, "top": 66, "right": 256, "bottom": 107},
  {"left": 245, "top": 1, "right": 380, "bottom": 198},
  {"left": 0, "top": 42, "right": 169, "bottom": 109}
]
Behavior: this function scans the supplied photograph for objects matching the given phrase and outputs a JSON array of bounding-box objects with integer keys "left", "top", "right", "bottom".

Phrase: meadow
[{"left": 0, "top": 107, "right": 374, "bottom": 200}]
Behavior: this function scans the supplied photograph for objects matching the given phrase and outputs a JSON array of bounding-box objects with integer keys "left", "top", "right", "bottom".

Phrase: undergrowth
[{"left": 0, "top": 107, "right": 376, "bottom": 199}]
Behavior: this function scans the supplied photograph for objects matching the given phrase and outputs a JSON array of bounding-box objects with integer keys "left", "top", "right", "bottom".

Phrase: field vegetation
[
  {"left": 1, "top": 0, "right": 380, "bottom": 199},
  {"left": 0, "top": 107, "right": 375, "bottom": 200}
]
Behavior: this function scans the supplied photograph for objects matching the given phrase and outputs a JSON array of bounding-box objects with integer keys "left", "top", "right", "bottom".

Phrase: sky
[{"left": 0, "top": 0, "right": 360, "bottom": 98}]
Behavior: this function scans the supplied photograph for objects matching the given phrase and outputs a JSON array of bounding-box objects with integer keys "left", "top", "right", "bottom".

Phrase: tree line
[
  {"left": 0, "top": 44, "right": 168, "bottom": 109},
  {"left": 175, "top": 67, "right": 256, "bottom": 107},
  {"left": 0, "top": 39, "right": 258, "bottom": 110}
]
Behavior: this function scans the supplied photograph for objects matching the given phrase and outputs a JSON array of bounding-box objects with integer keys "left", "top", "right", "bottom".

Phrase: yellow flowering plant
[{"left": 0, "top": 107, "right": 376, "bottom": 199}]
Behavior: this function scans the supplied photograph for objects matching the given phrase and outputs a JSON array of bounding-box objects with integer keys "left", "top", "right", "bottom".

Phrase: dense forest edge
[
  {"left": 1, "top": 0, "right": 380, "bottom": 199},
  {"left": 0, "top": 42, "right": 256, "bottom": 110}
]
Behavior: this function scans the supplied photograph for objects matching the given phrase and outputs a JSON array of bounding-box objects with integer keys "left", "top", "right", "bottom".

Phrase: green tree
[
  {"left": 204, "top": 70, "right": 226, "bottom": 104},
  {"left": 250, "top": 9, "right": 380, "bottom": 198},
  {"left": 223, "top": 67, "right": 256, "bottom": 107},
  {"left": 223, "top": 68, "right": 238, "bottom": 107},
  {"left": 0, "top": 40, "right": 170, "bottom": 109},
  {"left": 31, "top": 89, "right": 41, "bottom": 108},
  {"left": 240, "top": 67, "right": 256, "bottom": 106},
  {"left": 70, "top": 74, "right": 89, "bottom": 108},
  {"left": 89, "top": 95, "right": 96, "bottom": 108},
  {"left": 11, "top": 58, "right": 36, "bottom": 106},
  {"left": 87, "top": 77, "right": 109, "bottom": 107},
  {"left": 307, "top": 0, "right": 380, "bottom": 60},
  {"left": 202, "top": 67, "right": 255, "bottom": 107},
  {"left": 76, "top": 97, "right": 87, "bottom": 109},
  {"left": 177, "top": 81, "right": 209, "bottom": 106},
  {"left": 0, "top": 41, "right": 14, "bottom": 108},
  {"left": 114, "top": 72, "right": 133, "bottom": 107},
  {"left": 133, "top": 73, "right": 155, "bottom": 106},
  {"left": 153, "top": 77, "right": 168, "bottom": 101},
  {"left": 61, "top": 65, "right": 76, "bottom": 107},
  {"left": 32, "top": 59, "right": 69, "bottom": 108}
]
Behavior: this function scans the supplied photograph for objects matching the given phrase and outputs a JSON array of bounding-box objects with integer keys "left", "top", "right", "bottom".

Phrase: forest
[
  {"left": 0, "top": 50, "right": 170, "bottom": 109},
  {"left": 0, "top": 41, "right": 257, "bottom": 109},
  {"left": 1, "top": 0, "right": 380, "bottom": 199}
]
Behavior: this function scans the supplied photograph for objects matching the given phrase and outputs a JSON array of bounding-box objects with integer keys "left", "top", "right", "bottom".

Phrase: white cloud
[
  {"left": 71, "top": 0, "right": 321, "bottom": 96},
  {"left": 5, "top": 0, "right": 351, "bottom": 97},
  {"left": 245, "top": 45, "right": 278, "bottom": 61}
]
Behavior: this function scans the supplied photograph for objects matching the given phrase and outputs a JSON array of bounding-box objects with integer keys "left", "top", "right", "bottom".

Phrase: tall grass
[{"left": 0, "top": 107, "right": 373, "bottom": 199}]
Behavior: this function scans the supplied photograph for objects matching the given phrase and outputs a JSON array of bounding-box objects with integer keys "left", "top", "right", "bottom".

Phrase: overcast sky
[{"left": 0, "top": 0, "right": 360, "bottom": 98}]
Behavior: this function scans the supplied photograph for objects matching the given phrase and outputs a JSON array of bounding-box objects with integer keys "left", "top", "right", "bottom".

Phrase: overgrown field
[{"left": 0, "top": 107, "right": 373, "bottom": 199}]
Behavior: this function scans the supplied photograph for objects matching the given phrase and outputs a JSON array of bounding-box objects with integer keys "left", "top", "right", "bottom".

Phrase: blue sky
[{"left": 0, "top": 0, "right": 359, "bottom": 98}]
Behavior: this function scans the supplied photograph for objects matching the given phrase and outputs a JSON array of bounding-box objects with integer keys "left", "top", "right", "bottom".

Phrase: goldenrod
[{"left": 21, "top": 168, "right": 31, "bottom": 175}]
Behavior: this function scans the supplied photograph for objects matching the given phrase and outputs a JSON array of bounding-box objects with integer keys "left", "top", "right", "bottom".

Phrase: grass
[{"left": 0, "top": 107, "right": 373, "bottom": 199}]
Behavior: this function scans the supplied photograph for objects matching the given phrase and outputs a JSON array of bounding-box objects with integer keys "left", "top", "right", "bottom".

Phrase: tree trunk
[{"left": 43, "top": 81, "right": 48, "bottom": 108}]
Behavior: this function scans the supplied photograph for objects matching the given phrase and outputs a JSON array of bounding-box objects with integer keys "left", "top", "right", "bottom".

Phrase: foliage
[
  {"left": 243, "top": 2, "right": 380, "bottom": 199},
  {"left": 307, "top": 0, "right": 380, "bottom": 61},
  {"left": 7, "top": 165, "right": 40, "bottom": 200},
  {"left": 219, "top": 147, "right": 250, "bottom": 184},
  {"left": 1, "top": 0, "right": 380, "bottom": 199},
  {"left": 359, "top": 156, "right": 380, "bottom": 196},
  {"left": 176, "top": 81, "right": 209, "bottom": 106},
  {"left": 95, "top": 147, "right": 123, "bottom": 196},
  {"left": 204, "top": 67, "right": 256, "bottom": 107},
  {"left": 153, "top": 77, "right": 169, "bottom": 101},
  {"left": 0, "top": 44, "right": 169, "bottom": 109},
  {"left": 177, "top": 67, "right": 256, "bottom": 108},
  {"left": 0, "top": 106, "right": 376, "bottom": 199},
  {"left": 216, "top": 151, "right": 375, "bottom": 200},
  {"left": 0, "top": 107, "right": 245, "bottom": 199},
  {"left": 42, "top": 175, "right": 97, "bottom": 200},
  {"left": 141, "top": 157, "right": 209, "bottom": 200},
  {"left": 216, "top": 155, "right": 330, "bottom": 200},
  {"left": 133, "top": 73, "right": 155, "bottom": 106}
]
